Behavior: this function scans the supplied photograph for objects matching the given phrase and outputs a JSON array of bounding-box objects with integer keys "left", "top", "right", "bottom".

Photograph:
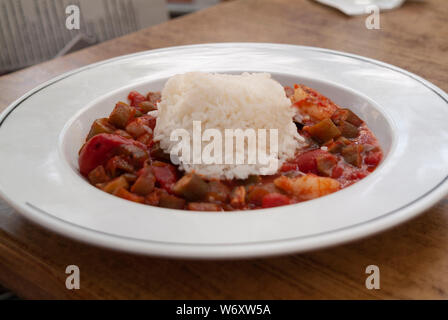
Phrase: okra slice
[
  {"left": 187, "top": 202, "right": 222, "bottom": 211},
  {"left": 109, "top": 102, "right": 135, "bottom": 129},
  {"left": 88, "top": 165, "right": 111, "bottom": 185},
  {"left": 114, "top": 129, "right": 133, "bottom": 139},
  {"left": 206, "top": 181, "right": 230, "bottom": 202},
  {"left": 326, "top": 136, "right": 351, "bottom": 154},
  {"left": 137, "top": 101, "right": 157, "bottom": 113},
  {"left": 131, "top": 170, "right": 156, "bottom": 196},
  {"left": 122, "top": 173, "right": 138, "bottom": 184},
  {"left": 173, "top": 173, "right": 209, "bottom": 201},
  {"left": 118, "top": 144, "right": 149, "bottom": 167},
  {"left": 331, "top": 108, "right": 363, "bottom": 127},
  {"left": 106, "top": 156, "right": 135, "bottom": 177},
  {"left": 316, "top": 155, "right": 338, "bottom": 177},
  {"left": 114, "top": 188, "right": 145, "bottom": 204},
  {"left": 338, "top": 120, "right": 359, "bottom": 138},
  {"left": 102, "top": 176, "right": 129, "bottom": 194},
  {"left": 158, "top": 194, "right": 186, "bottom": 209},
  {"left": 341, "top": 144, "right": 363, "bottom": 167},
  {"left": 87, "top": 118, "right": 116, "bottom": 140},
  {"left": 304, "top": 118, "right": 341, "bottom": 144}
]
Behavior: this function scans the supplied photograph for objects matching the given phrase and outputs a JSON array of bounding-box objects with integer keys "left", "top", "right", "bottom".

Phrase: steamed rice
[{"left": 153, "top": 72, "right": 305, "bottom": 179}]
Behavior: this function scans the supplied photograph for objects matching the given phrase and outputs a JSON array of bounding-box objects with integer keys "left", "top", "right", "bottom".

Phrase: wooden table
[{"left": 0, "top": 0, "right": 447, "bottom": 299}]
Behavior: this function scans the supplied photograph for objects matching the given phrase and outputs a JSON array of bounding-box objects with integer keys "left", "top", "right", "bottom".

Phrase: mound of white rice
[{"left": 153, "top": 72, "right": 305, "bottom": 179}]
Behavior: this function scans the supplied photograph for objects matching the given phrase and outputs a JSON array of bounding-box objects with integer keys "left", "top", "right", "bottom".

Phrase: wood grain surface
[{"left": 0, "top": 0, "right": 447, "bottom": 299}]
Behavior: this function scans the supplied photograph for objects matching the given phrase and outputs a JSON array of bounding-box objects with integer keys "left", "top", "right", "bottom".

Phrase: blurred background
[
  {"left": 0, "top": 0, "right": 228, "bottom": 300},
  {"left": 0, "top": 0, "right": 230, "bottom": 75}
]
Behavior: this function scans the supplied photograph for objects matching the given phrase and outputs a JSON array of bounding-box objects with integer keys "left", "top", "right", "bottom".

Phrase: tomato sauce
[{"left": 78, "top": 84, "right": 383, "bottom": 211}]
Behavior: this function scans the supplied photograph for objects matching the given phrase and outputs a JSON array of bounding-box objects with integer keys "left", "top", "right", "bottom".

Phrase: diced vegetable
[
  {"left": 147, "top": 91, "right": 161, "bottom": 105},
  {"left": 134, "top": 109, "right": 144, "bottom": 118},
  {"left": 331, "top": 108, "right": 363, "bottom": 127},
  {"left": 364, "top": 150, "right": 382, "bottom": 166},
  {"left": 173, "top": 173, "right": 209, "bottom": 201},
  {"left": 205, "top": 180, "right": 230, "bottom": 202},
  {"left": 349, "top": 171, "right": 368, "bottom": 180},
  {"left": 114, "top": 188, "right": 145, "bottom": 203},
  {"left": 137, "top": 133, "right": 153, "bottom": 146},
  {"left": 325, "top": 136, "right": 351, "bottom": 154},
  {"left": 136, "top": 101, "right": 157, "bottom": 113},
  {"left": 128, "top": 91, "right": 146, "bottom": 107},
  {"left": 151, "top": 161, "right": 178, "bottom": 192},
  {"left": 187, "top": 202, "right": 222, "bottom": 211},
  {"left": 87, "top": 118, "right": 116, "bottom": 140},
  {"left": 247, "top": 186, "right": 269, "bottom": 206},
  {"left": 117, "top": 143, "right": 149, "bottom": 167},
  {"left": 87, "top": 165, "right": 110, "bottom": 185},
  {"left": 141, "top": 115, "right": 157, "bottom": 130},
  {"left": 109, "top": 102, "right": 136, "bottom": 129},
  {"left": 316, "top": 154, "right": 338, "bottom": 177},
  {"left": 341, "top": 144, "right": 363, "bottom": 167},
  {"left": 304, "top": 118, "right": 341, "bottom": 144},
  {"left": 230, "top": 186, "right": 246, "bottom": 208},
  {"left": 79, "top": 133, "right": 140, "bottom": 176},
  {"left": 131, "top": 168, "right": 156, "bottom": 196},
  {"left": 125, "top": 116, "right": 154, "bottom": 139},
  {"left": 122, "top": 173, "right": 138, "bottom": 183},
  {"left": 106, "top": 156, "right": 134, "bottom": 177},
  {"left": 241, "top": 175, "right": 261, "bottom": 185},
  {"left": 158, "top": 193, "right": 186, "bottom": 209},
  {"left": 261, "top": 193, "right": 291, "bottom": 208},
  {"left": 102, "top": 176, "right": 129, "bottom": 194},
  {"left": 114, "top": 129, "right": 133, "bottom": 139},
  {"left": 338, "top": 120, "right": 359, "bottom": 138},
  {"left": 145, "top": 188, "right": 165, "bottom": 206}
]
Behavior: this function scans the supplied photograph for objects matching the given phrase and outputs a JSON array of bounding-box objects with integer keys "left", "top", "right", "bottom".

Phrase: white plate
[
  {"left": 313, "top": 0, "right": 405, "bottom": 16},
  {"left": 0, "top": 43, "right": 447, "bottom": 259}
]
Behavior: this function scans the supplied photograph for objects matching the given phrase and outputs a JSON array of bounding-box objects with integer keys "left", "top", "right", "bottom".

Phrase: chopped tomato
[
  {"left": 364, "top": 151, "right": 382, "bottom": 166},
  {"left": 262, "top": 193, "right": 291, "bottom": 208},
  {"left": 348, "top": 171, "right": 368, "bottom": 180},
  {"left": 151, "top": 162, "right": 178, "bottom": 192},
  {"left": 280, "top": 162, "right": 298, "bottom": 172},
  {"left": 331, "top": 166, "right": 344, "bottom": 179},
  {"left": 128, "top": 91, "right": 146, "bottom": 107}
]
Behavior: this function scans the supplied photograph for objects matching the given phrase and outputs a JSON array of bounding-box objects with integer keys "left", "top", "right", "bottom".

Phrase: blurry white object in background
[
  {"left": 167, "top": 0, "right": 220, "bottom": 15},
  {"left": 313, "top": 0, "right": 407, "bottom": 15},
  {"left": 0, "top": 0, "right": 168, "bottom": 74}
]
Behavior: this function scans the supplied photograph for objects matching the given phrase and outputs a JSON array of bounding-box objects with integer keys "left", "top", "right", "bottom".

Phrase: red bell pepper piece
[
  {"left": 79, "top": 133, "right": 147, "bottom": 176},
  {"left": 128, "top": 91, "right": 146, "bottom": 107}
]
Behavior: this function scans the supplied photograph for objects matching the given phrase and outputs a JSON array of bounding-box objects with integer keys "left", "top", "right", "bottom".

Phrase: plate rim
[{"left": 0, "top": 42, "right": 447, "bottom": 258}]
